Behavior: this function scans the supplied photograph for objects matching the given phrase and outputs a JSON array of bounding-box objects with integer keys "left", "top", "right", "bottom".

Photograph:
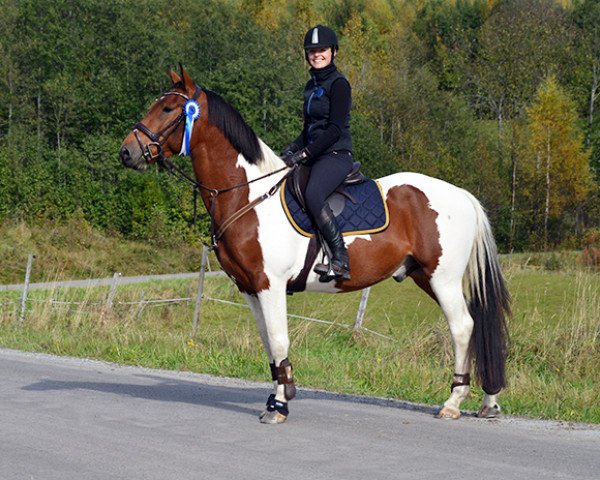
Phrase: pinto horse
[{"left": 120, "top": 66, "right": 509, "bottom": 424}]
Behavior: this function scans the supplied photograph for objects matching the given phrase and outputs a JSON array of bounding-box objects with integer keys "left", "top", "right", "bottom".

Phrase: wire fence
[{"left": 0, "top": 248, "right": 389, "bottom": 340}]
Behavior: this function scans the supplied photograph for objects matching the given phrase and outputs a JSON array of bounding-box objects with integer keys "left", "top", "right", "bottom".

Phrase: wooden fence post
[
  {"left": 354, "top": 287, "right": 371, "bottom": 331},
  {"left": 106, "top": 272, "right": 121, "bottom": 309},
  {"left": 18, "top": 254, "right": 35, "bottom": 324},
  {"left": 191, "top": 246, "right": 209, "bottom": 337},
  {"left": 135, "top": 290, "right": 145, "bottom": 321}
]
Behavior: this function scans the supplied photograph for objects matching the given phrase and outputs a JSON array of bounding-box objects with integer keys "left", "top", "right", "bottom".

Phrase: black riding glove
[
  {"left": 281, "top": 147, "right": 309, "bottom": 168},
  {"left": 280, "top": 142, "right": 300, "bottom": 157}
]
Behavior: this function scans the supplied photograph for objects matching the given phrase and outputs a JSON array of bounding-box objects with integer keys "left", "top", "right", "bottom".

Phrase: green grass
[
  {"left": 0, "top": 218, "right": 204, "bottom": 285},
  {"left": 1, "top": 255, "right": 599, "bottom": 424}
]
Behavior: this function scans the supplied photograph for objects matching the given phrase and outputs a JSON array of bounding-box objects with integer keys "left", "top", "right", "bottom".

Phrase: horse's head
[{"left": 120, "top": 66, "right": 205, "bottom": 170}]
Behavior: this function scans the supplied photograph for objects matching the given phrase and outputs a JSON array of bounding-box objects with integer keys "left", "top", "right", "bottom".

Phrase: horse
[{"left": 120, "top": 66, "right": 510, "bottom": 424}]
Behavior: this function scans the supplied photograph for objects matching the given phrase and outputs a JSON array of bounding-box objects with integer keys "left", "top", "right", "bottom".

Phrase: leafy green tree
[
  {"left": 471, "top": 0, "right": 571, "bottom": 130},
  {"left": 414, "top": 0, "right": 491, "bottom": 91},
  {"left": 0, "top": 0, "right": 20, "bottom": 140},
  {"left": 0, "top": 0, "right": 598, "bottom": 253},
  {"left": 569, "top": 0, "right": 600, "bottom": 212},
  {"left": 570, "top": 0, "right": 600, "bottom": 142}
]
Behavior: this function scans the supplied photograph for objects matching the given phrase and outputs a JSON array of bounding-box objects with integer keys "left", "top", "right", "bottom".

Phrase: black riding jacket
[{"left": 293, "top": 63, "right": 352, "bottom": 163}]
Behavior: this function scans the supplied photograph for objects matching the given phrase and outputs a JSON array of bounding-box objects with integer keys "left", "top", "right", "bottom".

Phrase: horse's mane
[{"left": 204, "top": 89, "right": 263, "bottom": 165}]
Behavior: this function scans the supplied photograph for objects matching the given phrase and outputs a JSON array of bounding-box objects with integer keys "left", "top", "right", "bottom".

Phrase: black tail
[{"left": 464, "top": 196, "right": 510, "bottom": 394}]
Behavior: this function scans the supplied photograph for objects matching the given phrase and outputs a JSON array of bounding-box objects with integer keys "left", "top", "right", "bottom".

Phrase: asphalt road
[{"left": 1, "top": 348, "right": 598, "bottom": 480}]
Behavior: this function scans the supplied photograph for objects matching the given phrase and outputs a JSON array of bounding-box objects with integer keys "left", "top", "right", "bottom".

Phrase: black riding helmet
[{"left": 303, "top": 25, "right": 338, "bottom": 52}]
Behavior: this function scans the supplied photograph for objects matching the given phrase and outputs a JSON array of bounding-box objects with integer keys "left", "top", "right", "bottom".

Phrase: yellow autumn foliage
[{"left": 524, "top": 75, "right": 594, "bottom": 219}]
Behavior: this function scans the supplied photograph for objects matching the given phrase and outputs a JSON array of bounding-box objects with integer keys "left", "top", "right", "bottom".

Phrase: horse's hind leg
[{"left": 430, "top": 281, "right": 474, "bottom": 419}]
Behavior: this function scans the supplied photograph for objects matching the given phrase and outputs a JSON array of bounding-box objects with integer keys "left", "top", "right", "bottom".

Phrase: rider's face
[{"left": 307, "top": 47, "right": 334, "bottom": 70}]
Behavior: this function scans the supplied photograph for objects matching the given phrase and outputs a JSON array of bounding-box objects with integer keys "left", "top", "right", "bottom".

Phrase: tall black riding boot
[{"left": 313, "top": 206, "right": 351, "bottom": 281}]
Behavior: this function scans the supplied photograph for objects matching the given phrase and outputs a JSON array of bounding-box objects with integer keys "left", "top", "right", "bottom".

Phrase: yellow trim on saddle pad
[{"left": 280, "top": 179, "right": 390, "bottom": 238}]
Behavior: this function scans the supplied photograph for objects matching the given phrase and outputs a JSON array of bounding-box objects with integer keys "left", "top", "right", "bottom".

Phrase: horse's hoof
[
  {"left": 477, "top": 404, "right": 501, "bottom": 418},
  {"left": 436, "top": 406, "right": 461, "bottom": 419},
  {"left": 259, "top": 410, "right": 288, "bottom": 424}
]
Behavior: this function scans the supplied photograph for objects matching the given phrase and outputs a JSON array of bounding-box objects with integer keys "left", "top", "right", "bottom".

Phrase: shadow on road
[
  {"left": 22, "top": 373, "right": 441, "bottom": 418},
  {"left": 23, "top": 375, "right": 267, "bottom": 417}
]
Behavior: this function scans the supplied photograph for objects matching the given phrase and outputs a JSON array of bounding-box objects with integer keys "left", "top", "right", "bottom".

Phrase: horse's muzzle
[{"left": 119, "top": 144, "right": 146, "bottom": 170}]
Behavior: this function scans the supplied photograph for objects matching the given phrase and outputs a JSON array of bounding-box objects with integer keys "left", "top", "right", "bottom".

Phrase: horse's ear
[
  {"left": 168, "top": 66, "right": 181, "bottom": 85},
  {"left": 179, "top": 64, "right": 194, "bottom": 91}
]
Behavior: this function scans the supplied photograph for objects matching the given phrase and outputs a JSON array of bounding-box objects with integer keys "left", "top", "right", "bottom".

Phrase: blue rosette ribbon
[{"left": 179, "top": 99, "right": 201, "bottom": 156}]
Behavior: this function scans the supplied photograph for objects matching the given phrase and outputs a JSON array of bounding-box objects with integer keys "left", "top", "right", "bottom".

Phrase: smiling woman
[
  {"left": 120, "top": 65, "right": 509, "bottom": 425},
  {"left": 280, "top": 25, "right": 354, "bottom": 282},
  {"left": 306, "top": 47, "right": 334, "bottom": 70}
]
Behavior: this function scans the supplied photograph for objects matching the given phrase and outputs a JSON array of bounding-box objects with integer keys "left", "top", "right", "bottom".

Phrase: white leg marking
[
  {"left": 478, "top": 393, "right": 501, "bottom": 418},
  {"left": 432, "top": 282, "right": 474, "bottom": 416},
  {"left": 256, "top": 282, "right": 290, "bottom": 402},
  {"left": 244, "top": 293, "right": 272, "bottom": 362}
]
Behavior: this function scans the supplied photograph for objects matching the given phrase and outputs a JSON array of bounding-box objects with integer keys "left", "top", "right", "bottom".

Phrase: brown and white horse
[{"left": 120, "top": 66, "right": 509, "bottom": 424}]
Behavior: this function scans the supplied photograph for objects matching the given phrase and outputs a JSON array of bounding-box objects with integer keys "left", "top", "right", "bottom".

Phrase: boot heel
[{"left": 331, "top": 262, "right": 351, "bottom": 280}]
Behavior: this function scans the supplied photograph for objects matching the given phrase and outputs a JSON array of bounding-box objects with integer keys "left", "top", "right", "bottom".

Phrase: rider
[{"left": 281, "top": 25, "right": 353, "bottom": 281}]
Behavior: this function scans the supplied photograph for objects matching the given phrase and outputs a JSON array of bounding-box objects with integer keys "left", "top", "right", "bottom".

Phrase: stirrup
[
  {"left": 313, "top": 262, "right": 329, "bottom": 275},
  {"left": 317, "top": 261, "right": 351, "bottom": 282}
]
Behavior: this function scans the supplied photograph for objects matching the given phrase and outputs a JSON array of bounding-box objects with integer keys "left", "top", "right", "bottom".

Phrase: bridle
[
  {"left": 132, "top": 86, "right": 202, "bottom": 165},
  {"left": 130, "top": 84, "right": 292, "bottom": 247}
]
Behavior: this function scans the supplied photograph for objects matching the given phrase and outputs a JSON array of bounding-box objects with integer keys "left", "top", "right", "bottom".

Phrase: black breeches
[{"left": 304, "top": 152, "right": 353, "bottom": 219}]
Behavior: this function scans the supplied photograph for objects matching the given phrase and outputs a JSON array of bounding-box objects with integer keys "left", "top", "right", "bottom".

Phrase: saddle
[
  {"left": 289, "top": 162, "right": 368, "bottom": 213},
  {"left": 281, "top": 162, "right": 388, "bottom": 238},
  {"left": 282, "top": 162, "right": 389, "bottom": 293}
]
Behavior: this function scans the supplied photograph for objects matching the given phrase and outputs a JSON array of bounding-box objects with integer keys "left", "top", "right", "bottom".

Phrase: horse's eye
[{"left": 163, "top": 107, "right": 173, "bottom": 113}]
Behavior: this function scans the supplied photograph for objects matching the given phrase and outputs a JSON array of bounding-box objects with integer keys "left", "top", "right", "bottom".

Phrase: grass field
[
  {"left": 0, "top": 219, "right": 204, "bottom": 285},
  {"left": 1, "top": 237, "right": 598, "bottom": 424}
]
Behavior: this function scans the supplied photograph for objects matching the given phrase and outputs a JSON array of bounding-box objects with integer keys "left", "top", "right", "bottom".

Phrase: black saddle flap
[{"left": 291, "top": 165, "right": 311, "bottom": 212}]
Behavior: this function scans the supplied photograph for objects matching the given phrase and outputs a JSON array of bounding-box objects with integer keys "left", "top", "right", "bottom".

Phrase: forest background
[{"left": 1, "top": 0, "right": 599, "bottom": 255}]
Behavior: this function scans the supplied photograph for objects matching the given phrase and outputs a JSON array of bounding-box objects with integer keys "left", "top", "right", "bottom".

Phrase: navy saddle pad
[{"left": 280, "top": 178, "right": 389, "bottom": 237}]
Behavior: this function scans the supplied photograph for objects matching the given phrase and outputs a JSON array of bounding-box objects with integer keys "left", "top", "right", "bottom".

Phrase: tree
[
  {"left": 472, "top": 0, "right": 572, "bottom": 135},
  {"left": 0, "top": 0, "right": 19, "bottom": 140},
  {"left": 414, "top": 0, "right": 491, "bottom": 91},
  {"left": 522, "top": 76, "right": 594, "bottom": 249},
  {"left": 571, "top": 0, "right": 600, "bottom": 144},
  {"left": 570, "top": 0, "right": 600, "bottom": 202}
]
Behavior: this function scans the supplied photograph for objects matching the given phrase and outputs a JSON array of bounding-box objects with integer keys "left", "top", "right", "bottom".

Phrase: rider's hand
[
  {"left": 281, "top": 148, "right": 309, "bottom": 168},
  {"left": 280, "top": 143, "right": 299, "bottom": 158}
]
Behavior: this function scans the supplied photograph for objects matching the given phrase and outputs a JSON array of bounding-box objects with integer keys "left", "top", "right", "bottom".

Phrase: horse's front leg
[{"left": 244, "top": 284, "right": 295, "bottom": 424}]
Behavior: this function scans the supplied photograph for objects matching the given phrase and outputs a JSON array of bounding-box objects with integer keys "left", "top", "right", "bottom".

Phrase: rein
[
  {"left": 158, "top": 155, "right": 292, "bottom": 247},
  {"left": 131, "top": 83, "right": 292, "bottom": 247},
  {"left": 211, "top": 167, "right": 292, "bottom": 245}
]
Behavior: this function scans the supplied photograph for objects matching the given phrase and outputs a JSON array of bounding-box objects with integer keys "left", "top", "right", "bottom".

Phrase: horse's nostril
[{"left": 120, "top": 146, "right": 130, "bottom": 163}]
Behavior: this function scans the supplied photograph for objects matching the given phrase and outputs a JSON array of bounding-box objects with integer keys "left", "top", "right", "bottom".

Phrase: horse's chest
[{"left": 214, "top": 241, "right": 270, "bottom": 294}]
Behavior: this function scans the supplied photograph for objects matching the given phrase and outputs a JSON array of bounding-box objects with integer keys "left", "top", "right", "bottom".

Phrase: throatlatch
[{"left": 269, "top": 358, "right": 297, "bottom": 400}]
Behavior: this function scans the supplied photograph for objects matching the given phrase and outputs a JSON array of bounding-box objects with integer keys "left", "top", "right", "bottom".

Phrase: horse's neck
[{"left": 193, "top": 139, "right": 285, "bottom": 218}]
